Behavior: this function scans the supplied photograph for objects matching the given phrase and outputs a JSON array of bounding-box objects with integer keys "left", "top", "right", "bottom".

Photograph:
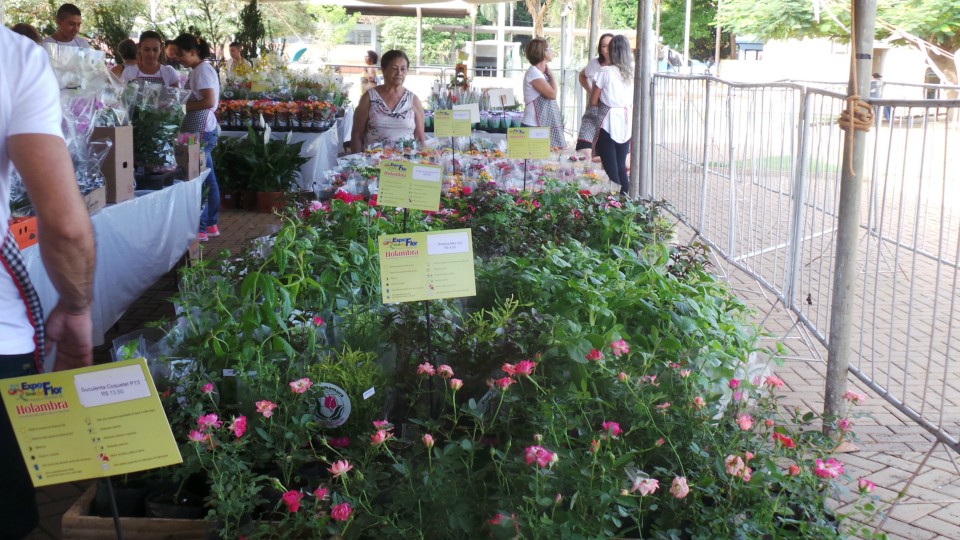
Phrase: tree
[
  {"left": 717, "top": 0, "right": 960, "bottom": 85},
  {"left": 236, "top": 0, "right": 266, "bottom": 58},
  {"left": 91, "top": 0, "right": 145, "bottom": 62},
  {"left": 381, "top": 17, "right": 479, "bottom": 65},
  {"left": 304, "top": 5, "right": 359, "bottom": 59},
  {"left": 602, "top": 0, "right": 732, "bottom": 62},
  {"left": 524, "top": 0, "right": 553, "bottom": 37}
]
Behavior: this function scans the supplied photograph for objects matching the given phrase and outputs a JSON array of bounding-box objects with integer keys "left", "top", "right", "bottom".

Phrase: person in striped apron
[
  {"left": 174, "top": 33, "right": 221, "bottom": 241},
  {"left": 589, "top": 35, "right": 635, "bottom": 195},
  {"left": 118, "top": 31, "right": 180, "bottom": 87},
  {"left": 1, "top": 27, "right": 96, "bottom": 538},
  {"left": 521, "top": 37, "right": 566, "bottom": 150}
]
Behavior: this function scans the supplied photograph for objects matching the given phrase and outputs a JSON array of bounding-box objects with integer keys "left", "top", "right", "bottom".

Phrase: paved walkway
[{"left": 27, "top": 207, "right": 960, "bottom": 539}]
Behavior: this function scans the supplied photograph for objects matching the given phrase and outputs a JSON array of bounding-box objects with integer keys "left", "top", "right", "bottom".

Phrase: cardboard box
[
  {"left": 175, "top": 143, "right": 201, "bottom": 180},
  {"left": 92, "top": 125, "right": 135, "bottom": 203},
  {"left": 9, "top": 216, "right": 38, "bottom": 250},
  {"left": 81, "top": 187, "right": 106, "bottom": 215}
]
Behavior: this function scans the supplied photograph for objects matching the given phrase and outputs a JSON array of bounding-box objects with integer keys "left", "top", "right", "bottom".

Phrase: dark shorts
[{"left": 0, "top": 353, "right": 40, "bottom": 539}]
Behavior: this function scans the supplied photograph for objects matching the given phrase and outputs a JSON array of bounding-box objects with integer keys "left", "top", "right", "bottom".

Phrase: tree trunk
[{"left": 524, "top": 0, "right": 552, "bottom": 38}]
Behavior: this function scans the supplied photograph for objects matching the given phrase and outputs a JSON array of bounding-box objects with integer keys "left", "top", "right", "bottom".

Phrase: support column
[{"left": 630, "top": 0, "right": 654, "bottom": 198}]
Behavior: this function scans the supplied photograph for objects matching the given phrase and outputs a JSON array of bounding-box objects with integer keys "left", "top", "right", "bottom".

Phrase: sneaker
[
  {"left": 198, "top": 231, "right": 208, "bottom": 242},
  {"left": 205, "top": 225, "right": 220, "bottom": 237}
]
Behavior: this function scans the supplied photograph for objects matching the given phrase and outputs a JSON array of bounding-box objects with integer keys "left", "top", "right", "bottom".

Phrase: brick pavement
[{"left": 25, "top": 205, "right": 960, "bottom": 539}]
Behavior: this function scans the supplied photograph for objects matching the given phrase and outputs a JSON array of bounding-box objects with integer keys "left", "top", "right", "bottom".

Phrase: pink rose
[
  {"left": 679, "top": 369, "right": 691, "bottom": 378},
  {"left": 201, "top": 383, "right": 214, "bottom": 394},
  {"left": 230, "top": 415, "right": 247, "bottom": 438},
  {"left": 328, "top": 459, "right": 353, "bottom": 479},
  {"left": 813, "top": 458, "right": 844, "bottom": 479},
  {"left": 312, "top": 316, "right": 324, "bottom": 326},
  {"left": 725, "top": 454, "right": 745, "bottom": 476},
  {"left": 281, "top": 490, "right": 303, "bottom": 512},
  {"left": 843, "top": 390, "right": 867, "bottom": 405},
  {"left": 765, "top": 418, "right": 775, "bottom": 427},
  {"left": 416, "top": 362, "right": 436, "bottom": 376},
  {"left": 585, "top": 349, "right": 604, "bottom": 362},
  {"left": 330, "top": 501, "right": 352, "bottom": 522},
  {"left": 788, "top": 464, "right": 801, "bottom": 476},
  {"left": 765, "top": 375, "right": 785, "bottom": 389},
  {"left": 631, "top": 478, "right": 659, "bottom": 496},
  {"left": 655, "top": 437, "right": 665, "bottom": 447},
  {"left": 188, "top": 429, "right": 209, "bottom": 443},
  {"left": 437, "top": 364, "right": 454, "bottom": 379},
  {"left": 372, "top": 420, "right": 391, "bottom": 430},
  {"left": 836, "top": 418, "right": 853, "bottom": 432},
  {"left": 728, "top": 378, "right": 741, "bottom": 390},
  {"left": 289, "top": 378, "right": 313, "bottom": 394},
  {"left": 449, "top": 378, "right": 463, "bottom": 391},
  {"left": 736, "top": 414, "right": 754, "bottom": 431},
  {"left": 495, "top": 377, "right": 514, "bottom": 391},
  {"left": 370, "top": 429, "right": 392, "bottom": 446},
  {"left": 618, "top": 371, "right": 629, "bottom": 382},
  {"left": 773, "top": 432, "right": 796, "bottom": 448},
  {"left": 255, "top": 400, "right": 277, "bottom": 418},
  {"left": 197, "top": 413, "right": 221, "bottom": 430},
  {"left": 313, "top": 486, "right": 329, "bottom": 500},
  {"left": 610, "top": 339, "right": 630, "bottom": 357},
  {"left": 692, "top": 396, "right": 706, "bottom": 410},
  {"left": 670, "top": 476, "right": 689, "bottom": 498},
  {"left": 590, "top": 439, "right": 600, "bottom": 453},
  {"left": 601, "top": 421, "right": 623, "bottom": 438},
  {"left": 422, "top": 434, "right": 435, "bottom": 448},
  {"left": 858, "top": 478, "right": 876, "bottom": 493},
  {"left": 501, "top": 363, "right": 516, "bottom": 376},
  {"left": 524, "top": 445, "right": 557, "bottom": 468},
  {"left": 514, "top": 360, "right": 536, "bottom": 376}
]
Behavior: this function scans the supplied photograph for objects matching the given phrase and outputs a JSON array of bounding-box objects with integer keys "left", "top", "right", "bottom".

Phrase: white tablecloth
[
  {"left": 221, "top": 107, "right": 354, "bottom": 192},
  {"left": 22, "top": 173, "right": 205, "bottom": 358}
]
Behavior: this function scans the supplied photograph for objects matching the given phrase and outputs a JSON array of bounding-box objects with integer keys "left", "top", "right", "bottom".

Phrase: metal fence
[{"left": 651, "top": 74, "right": 960, "bottom": 451}]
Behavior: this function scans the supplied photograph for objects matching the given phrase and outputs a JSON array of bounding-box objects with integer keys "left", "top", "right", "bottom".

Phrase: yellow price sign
[
  {"left": 379, "top": 229, "right": 476, "bottom": 304},
  {"left": 507, "top": 127, "right": 551, "bottom": 159},
  {"left": 434, "top": 109, "right": 472, "bottom": 138},
  {"left": 377, "top": 159, "right": 443, "bottom": 212}
]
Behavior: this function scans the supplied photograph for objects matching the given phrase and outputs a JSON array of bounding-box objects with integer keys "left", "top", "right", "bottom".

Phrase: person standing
[
  {"left": 164, "top": 40, "right": 182, "bottom": 69},
  {"left": 360, "top": 50, "right": 379, "bottom": 93},
  {"left": 521, "top": 37, "right": 565, "bottom": 150},
  {"left": 1, "top": 26, "right": 96, "bottom": 539},
  {"left": 575, "top": 33, "right": 613, "bottom": 157},
  {"left": 225, "top": 42, "right": 252, "bottom": 77},
  {"left": 174, "top": 33, "right": 221, "bottom": 241},
  {"left": 41, "top": 3, "right": 89, "bottom": 48},
  {"left": 351, "top": 50, "right": 426, "bottom": 152},
  {"left": 118, "top": 31, "right": 180, "bottom": 86},
  {"left": 110, "top": 38, "right": 138, "bottom": 78},
  {"left": 589, "top": 35, "right": 634, "bottom": 195}
]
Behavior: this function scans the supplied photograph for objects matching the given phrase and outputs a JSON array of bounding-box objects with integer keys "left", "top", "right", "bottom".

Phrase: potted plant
[{"left": 217, "top": 127, "right": 309, "bottom": 213}]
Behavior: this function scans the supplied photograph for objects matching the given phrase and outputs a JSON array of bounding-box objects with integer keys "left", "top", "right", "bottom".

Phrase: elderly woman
[
  {"left": 351, "top": 49, "right": 426, "bottom": 152},
  {"left": 521, "top": 37, "right": 565, "bottom": 149},
  {"left": 117, "top": 31, "right": 179, "bottom": 86}
]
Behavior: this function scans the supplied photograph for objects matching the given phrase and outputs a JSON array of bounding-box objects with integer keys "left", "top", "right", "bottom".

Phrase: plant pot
[
  {"left": 256, "top": 191, "right": 287, "bottom": 214},
  {"left": 240, "top": 189, "right": 258, "bottom": 210},
  {"left": 220, "top": 190, "right": 239, "bottom": 210},
  {"left": 145, "top": 489, "right": 206, "bottom": 520},
  {"left": 92, "top": 478, "right": 149, "bottom": 517}
]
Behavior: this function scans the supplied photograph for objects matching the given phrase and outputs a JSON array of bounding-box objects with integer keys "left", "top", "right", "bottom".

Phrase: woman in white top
[
  {"left": 521, "top": 37, "right": 565, "bottom": 149},
  {"left": 590, "top": 35, "right": 634, "bottom": 195},
  {"left": 119, "top": 31, "right": 180, "bottom": 86},
  {"left": 174, "top": 33, "right": 221, "bottom": 240},
  {"left": 575, "top": 33, "right": 613, "bottom": 155}
]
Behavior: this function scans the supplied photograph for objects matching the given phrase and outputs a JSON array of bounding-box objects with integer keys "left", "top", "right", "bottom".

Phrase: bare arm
[
  {"left": 530, "top": 78, "right": 557, "bottom": 100},
  {"left": 350, "top": 92, "right": 371, "bottom": 153},
  {"left": 579, "top": 68, "right": 590, "bottom": 92},
  {"left": 9, "top": 134, "right": 95, "bottom": 371},
  {"left": 412, "top": 95, "right": 426, "bottom": 144},
  {"left": 186, "top": 88, "right": 216, "bottom": 111},
  {"left": 590, "top": 84, "right": 602, "bottom": 107}
]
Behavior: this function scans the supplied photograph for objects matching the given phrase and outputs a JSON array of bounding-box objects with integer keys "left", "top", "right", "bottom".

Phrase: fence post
[
  {"left": 724, "top": 85, "right": 735, "bottom": 254},
  {"left": 824, "top": 0, "right": 878, "bottom": 430},
  {"left": 784, "top": 90, "right": 813, "bottom": 308},
  {"left": 700, "top": 78, "right": 713, "bottom": 233}
]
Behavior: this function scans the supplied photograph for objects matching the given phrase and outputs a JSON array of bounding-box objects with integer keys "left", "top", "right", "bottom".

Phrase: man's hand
[{"left": 45, "top": 304, "right": 93, "bottom": 371}]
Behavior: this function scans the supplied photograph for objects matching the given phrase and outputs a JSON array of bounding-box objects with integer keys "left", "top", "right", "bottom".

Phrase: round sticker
[{"left": 316, "top": 383, "right": 351, "bottom": 427}]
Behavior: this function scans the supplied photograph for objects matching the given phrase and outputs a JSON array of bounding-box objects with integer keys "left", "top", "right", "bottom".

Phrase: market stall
[{"left": 21, "top": 173, "right": 205, "bottom": 358}]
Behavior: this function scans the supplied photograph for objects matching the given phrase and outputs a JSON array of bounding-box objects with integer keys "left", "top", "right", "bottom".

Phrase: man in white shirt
[
  {"left": 1, "top": 27, "right": 95, "bottom": 538},
  {"left": 41, "top": 3, "right": 90, "bottom": 48}
]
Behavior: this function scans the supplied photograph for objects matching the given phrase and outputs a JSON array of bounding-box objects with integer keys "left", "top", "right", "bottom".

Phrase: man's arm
[{"left": 9, "top": 134, "right": 95, "bottom": 371}]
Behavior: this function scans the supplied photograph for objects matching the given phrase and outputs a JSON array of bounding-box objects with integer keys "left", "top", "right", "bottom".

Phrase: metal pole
[
  {"left": 630, "top": 0, "right": 654, "bottom": 198},
  {"left": 824, "top": 0, "right": 878, "bottom": 429},
  {"left": 714, "top": 0, "right": 722, "bottom": 76},
  {"left": 416, "top": 8, "right": 423, "bottom": 70},
  {"left": 683, "top": 0, "right": 692, "bottom": 72},
  {"left": 496, "top": 2, "right": 506, "bottom": 76},
  {"left": 588, "top": 0, "right": 601, "bottom": 59}
]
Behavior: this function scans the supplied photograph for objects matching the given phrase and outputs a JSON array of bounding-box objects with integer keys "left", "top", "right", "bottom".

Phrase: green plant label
[
  {"left": 377, "top": 159, "right": 443, "bottom": 212},
  {"left": 507, "top": 127, "right": 550, "bottom": 159},
  {"left": 434, "top": 109, "right": 472, "bottom": 138}
]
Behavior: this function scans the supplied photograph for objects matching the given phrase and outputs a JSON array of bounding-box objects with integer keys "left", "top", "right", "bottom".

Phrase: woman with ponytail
[
  {"left": 589, "top": 35, "right": 634, "bottom": 195},
  {"left": 173, "top": 33, "right": 221, "bottom": 241}
]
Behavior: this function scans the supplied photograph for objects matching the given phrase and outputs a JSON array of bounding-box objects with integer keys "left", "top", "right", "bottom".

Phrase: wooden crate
[{"left": 62, "top": 484, "right": 209, "bottom": 540}]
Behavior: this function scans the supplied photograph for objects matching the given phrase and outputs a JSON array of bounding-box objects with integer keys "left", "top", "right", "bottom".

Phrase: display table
[
  {"left": 221, "top": 108, "right": 354, "bottom": 192},
  {"left": 22, "top": 173, "right": 205, "bottom": 360}
]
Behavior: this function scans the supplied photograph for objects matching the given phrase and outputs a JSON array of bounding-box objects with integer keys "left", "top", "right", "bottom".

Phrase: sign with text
[
  {"left": 452, "top": 102, "right": 481, "bottom": 123},
  {"left": 507, "top": 127, "right": 551, "bottom": 159},
  {"left": 434, "top": 109, "right": 472, "bottom": 138},
  {"left": 378, "top": 229, "right": 476, "bottom": 303},
  {"left": 377, "top": 159, "right": 443, "bottom": 212},
  {"left": 1, "top": 359, "right": 181, "bottom": 487}
]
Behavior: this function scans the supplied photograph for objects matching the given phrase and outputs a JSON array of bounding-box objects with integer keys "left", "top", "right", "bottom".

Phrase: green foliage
[
  {"left": 214, "top": 129, "right": 309, "bottom": 192},
  {"left": 305, "top": 5, "right": 360, "bottom": 55},
  {"left": 236, "top": 0, "right": 266, "bottom": 58},
  {"left": 90, "top": 0, "right": 145, "bottom": 63},
  {"left": 3, "top": 0, "right": 58, "bottom": 35},
  {"left": 381, "top": 17, "right": 479, "bottom": 65}
]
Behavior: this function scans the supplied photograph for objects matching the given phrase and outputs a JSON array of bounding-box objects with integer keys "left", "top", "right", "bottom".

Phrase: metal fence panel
[{"left": 652, "top": 74, "right": 960, "bottom": 449}]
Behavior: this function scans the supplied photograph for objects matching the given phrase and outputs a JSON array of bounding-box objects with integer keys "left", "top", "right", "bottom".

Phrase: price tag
[
  {"left": 434, "top": 109, "right": 472, "bottom": 138},
  {"left": 75, "top": 364, "right": 151, "bottom": 407},
  {"left": 507, "top": 128, "right": 550, "bottom": 159}
]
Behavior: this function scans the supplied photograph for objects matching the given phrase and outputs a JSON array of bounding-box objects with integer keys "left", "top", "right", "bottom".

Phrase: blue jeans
[{"left": 199, "top": 130, "right": 220, "bottom": 230}]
